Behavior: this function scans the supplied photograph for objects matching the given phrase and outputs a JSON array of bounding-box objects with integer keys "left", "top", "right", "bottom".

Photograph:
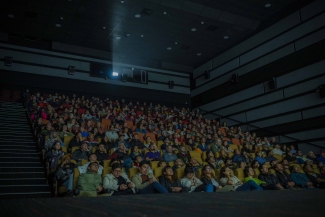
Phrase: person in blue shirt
[
  {"left": 255, "top": 151, "right": 266, "bottom": 165},
  {"left": 197, "top": 138, "right": 210, "bottom": 152},
  {"left": 163, "top": 145, "right": 177, "bottom": 163},
  {"left": 265, "top": 150, "right": 277, "bottom": 162},
  {"left": 232, "top": 149, "right": 246, "bottom": 164},
  {"left": 317, "top": 152, "right": 325, "bottom": 165},
  {"left": 290, "top": 165, "right": 314, "bottom": 188}
]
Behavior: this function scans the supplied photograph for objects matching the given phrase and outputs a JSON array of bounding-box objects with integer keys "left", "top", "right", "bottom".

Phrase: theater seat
[
  {"left": 153, "top": 167, "right": 163, "bottom": 179},
  {"left": 103, "top": 160, "right": 111, "bottom": 168},
  {"left": 102, "top": 168, "right": 112, "bottom": 179},
  {"left": 73, "top": 168, "right": 80, "bottom": 189},
  {"left": 71, "top": 146, "right": 79, "bottom": 154},
  {"left": 146, "top": 132, "right": 156, "bottom": 142},
  {"left": 235, "top": 168, "right": 245, "bottom": 182},
  {"left": 129, "top": 167, "right": 138, "bottom": 179},
  {"left": 176, "top": 166, "right": 185, "bottom": 179},
  {"left": 273, "top": 154, "right": 283, "bottom": 161},
  {"left": 231, "top": 138, "right": 240, "bottom": 145},
  {"left": 150, "top": 161, "right": 159, "bottom": 170},
  {"left": 63, "top": 136, "right": 74, "bottom": 147}
]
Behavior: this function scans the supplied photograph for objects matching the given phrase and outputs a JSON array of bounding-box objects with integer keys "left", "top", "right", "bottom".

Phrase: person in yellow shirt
[{"left": 244, "top": 166, "right": 280, "bottom": 190}]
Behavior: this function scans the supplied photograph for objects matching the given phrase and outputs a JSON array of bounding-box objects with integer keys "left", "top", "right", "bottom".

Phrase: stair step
[
  {"left": 0, "top": 172, "right": 45, "bottom": 179},
  {"left": 0, "top": 191, "right": 51, "bottom": 199},
  {"left": 0, "top": 141, "right": 35, "bottom": 144},
  {"left": 0, "top": 149, "right": 37, "bottom": 153},
  {"left": 0, "top": 152, "right": 39, "bottom": 157},
  {"left": 0, "top": 157, "right": 40, "bottom": 162},
  {"left": 0, "top": 145, "right": 36, "bottom": 150},
  {"left": 0, "top": 178, "right": 47, "bottom": 185},
  {"left": 0, "top": 160, "right": 41, "bottom": 165},
  {"left": 0, "top": 167, "right": 44, "bottom": 172},
  {"left": 0, "top": 185, "right": 51, "bottom": 193}
]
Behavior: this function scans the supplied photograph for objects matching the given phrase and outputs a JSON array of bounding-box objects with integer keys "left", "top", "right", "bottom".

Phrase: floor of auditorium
[{"left": 0, "top": 190, "right": 322, "bottom": 217}]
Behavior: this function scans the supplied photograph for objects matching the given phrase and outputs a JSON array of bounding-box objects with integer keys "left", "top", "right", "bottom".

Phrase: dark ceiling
[{"left": 0, "top": 0, "right": 298, "bottom": 69}]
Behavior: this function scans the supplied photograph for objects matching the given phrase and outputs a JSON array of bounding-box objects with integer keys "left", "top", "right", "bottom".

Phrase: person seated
[
  {"left": 130, "top": 145, "right": 144, "bottom": 160},
  {"left": 317, "top": 161, "right": 324, "bottom": 170},
  {"left": 255, "top": 151, "right": 266, "bottom": 165},
  {"left": 265, "top": 150, "right": 277, "bottom": 162},
  {"left": 201, "top": 165, "right": 235, "bottom": 192},
  {"left": 69, "top": 132, "right": 83, "bottom": 150},
  {"left": 103, "top": 163, "right": 136, "bottom": 196},
  {"left": 176, "top": 146, "right": 191, "bottom": 164},
  {"left": 272, "top": 144, "right": 284, "bottom": 155},
  {"left": 207, "top": 156, "right": 219, "bottom": 170},
  {"left": 95, "top": 144, "right": 110, "bottom": 163},
  {"left": 78, "top": 153, "right": 104, "bottom": 174},
  {"left": 219, "top": 166, "right": 263, "bottom": 191},
  {"left": 258, "top": 164, "right": 283, "bottom": 190},
  {"left": 197, "top": 138, "right": 210, "bottom": 152},
  {"left": 290, "top": 165, "right": 313, "bottom": 188},
  {"left": 303, "top": 164, "right": 325, "bottom": 189},
  {"left": 317, "top": 152, "right": 325, "bottom": 165},
  {"left": 281, "top": 159, "right": 290, "bottom": 171},
  {"left": 59, "top": 124, "right": 74, "bottom": 140},
  {"left": 129, "top": 133, "right": 144, "bottom": 150},
  {"left": 251, "top": 160, "right": 260, "bottom": 169},
  {"left": 132, "top": 160, "right": 168, "bottom": 194},
  {"left": 181, "top": 167, "right": 213, "bottom": 192},
  {"left": 187, "top": 158, "right": 202, "bottom": 176},
  {"left": 161, "top": 137, "right": 171, "bottom": 152},
  {"left": 44, "top": 131, "right": 64, "bottom": 151},
  {"left": 242, "top": 150, "right": 253, "bottom": 165},
  {"left": 77, "top": 162, "right": 103, "bottom": 197},
  {"left": 145, "top": 143, "right": 161, "bottom": 162},
  {"left": 159, "top": 166, "right": 189, "bottom": 193},
  {"left": 296, "top": 150, "right": 311, "bottom": 164},
  {"left": 232, "top": 149, "right": 246, "bottom": 165},
  {"left": 163, "top": 145, "right": 177, "bottom": 163},
  {"left": 283, "top": 150, "right": 298, "bottom": 164},
  {"left": 210, "top": 138, "right": 222, "bottom": 153},
  {"left": 241, "top": 142, "right": 254, "bottom": 153},
  {"left": 79, "top": 126, "right": 89, "bottom": 138},
  {"left": 274, "top": 163, "right": 295, "bottom": 189},
  {"left": 135, "top": 124, "right": 146, "bottom": 135},
  {"left": 46, "top": 141, "right": 65, "bottom": 169},
  {"left": 221, "top": 141, "right": 233, "bottom": 153},
  {"left": 108, "top": 142, "right": 132, "bottom": 173},
  {"left": 55, "top": 154, "right": 77, "bottom": 196},
  {"left": 158, "top": 160, "right": 167, "bottom": 168},
  {"left": 172, "top": 159, "right": 184, "bottom": 171},
  {"left": 105, "top": 125, "right": 119, "bottom": 141},
  {"left": 133, "top": 155, "right": 143, "bottom": 168},
  {"left": 244, "top": 166, "right": 279, "bottom": 190},
  {"left": 114, "top": 134, "right": 131, "bottom": 149},
  {"left": 270, "top": 160, "right": 278, "bottom": 169},
  {"left": 261, "top": 143, "right": 269, "bottom": 153},
  {"left": 320, "top": 166, "right": 325, "bottom": 180},
  {"left": 306, "top": 151, "right": 319, "bottom": 164},
  {"left": 289, "top": 145, "right": 297, "bottom": 155},
  {"left": 72, "top": 142, "right": 92, "bottom": 164},
  {"left": 157, "top": 131, "right": 168, "bottom": 141},
  {"left": 143, "top": 136, "right": 152, "bottom": 149}
]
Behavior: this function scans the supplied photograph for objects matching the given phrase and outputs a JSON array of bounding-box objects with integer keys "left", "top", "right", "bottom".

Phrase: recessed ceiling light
[
  {"left": 121, "top": 0, "right": 124, "bottom": 3},
  {"left": 191, "top": 28, "right": 196, "bottom": 32},
  {"left": 197, "top": 53, "right": 202, "bottom": 56},
  {"left": 55, "top": 24, "right": 61, "bottom": 27},
  {"left": 175, "top": 42, "right": 178, "bottom": 44},
  {"left": 103, "top": 27, "right": 106, "bottom": 29},
  {"left": 224, "top": 36, "right": 229, "bottom": 39},
  {"left": 135, "top": 14, "right": 141, "bottom": 18},
  {"left": 167, "top": 47, "right": 172, "bottom": 50},
  {"left": 201, "top": 22, "right": 204, "bottom": 24},
  {"left": 8, "top": 14, "right": 14, "bottom": 18},
  {"left": 141, "top": 35, "right": 144, "bottom": 37},
  {"left": 116, "top": 36, "right": 121, "bottom": 40},
  {"left": 60, "top": 17, "right": 63, "bottom": 20},
  {"left": 163, "top": 12, "right": 167, "bottom": 15},
  {"left": 265, "top": 3, "right": 271, "bottom": 8}
]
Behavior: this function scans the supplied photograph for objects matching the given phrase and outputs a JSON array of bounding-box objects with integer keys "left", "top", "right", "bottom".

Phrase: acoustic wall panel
[
  {"left": 300, "top": 0, "right": 325, "bottom": 22},
  {"left": 302, "top": 106, "right": 325, "bottom": 119},
  {"left": 286, "top": 128, "right": 325, "bottom": 140},
  {"left": 284, "top": 77, "right": 325, "bottom": 98},
  {"left": 250, "top": 113, "right": 302, "bottom": 128}
]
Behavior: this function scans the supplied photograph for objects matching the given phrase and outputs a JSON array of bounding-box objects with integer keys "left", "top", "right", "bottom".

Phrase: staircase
[{"left": 0, "top": 101, "right": 51, "bottom": 199}]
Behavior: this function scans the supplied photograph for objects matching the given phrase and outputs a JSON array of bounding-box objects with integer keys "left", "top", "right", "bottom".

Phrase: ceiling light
[
  {"left": 60, "top": 17, "right": 63, "bottom": 20},
  {"left": 175, "top": 42, "right": 178, "bottom": 44},
  {"left": 103, "top": 27, "right": 106, "bottom": 29},
  {"left": 163, "top": 12, "right": 167, "bottom": 15},
  {"left": 265, "top": 3, "right": 271, "bottom": 7},
  {"left": 167, "top": 47, "right": 172, "bottom": 50},
  {"left": 197, "top": 53, "right": 201, "bottom": 56},
  {"left": 224, "top": 36, "right": 229, "bottom": 39},
  {"left": 8, "top": 14, "right": 14, "bottom": 18},
  {"left": 55, "top": 24, "right": 61, "bottom": 27},
  {"left": 116, "top": 36, "right": 121, "bottom": 40},
  {"left": 201, "top": 22, "right": 204, "bottom": 24},
  {"left": 191, "top": 28, "right": 196, "bottom": 32},
  {"left": 141, "top": 35, "right": 144, "bottom": 37},
  {"left": 121, "top": 0, "right": 124, "bottom": 3},
  {"left": 135, "top": 14, "right": 141, "bottom": 18}
]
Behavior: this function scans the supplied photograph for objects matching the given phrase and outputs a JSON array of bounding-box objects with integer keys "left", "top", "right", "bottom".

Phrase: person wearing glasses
[{"left": 103, "top": 163, "right": 136, "bottom": 196}]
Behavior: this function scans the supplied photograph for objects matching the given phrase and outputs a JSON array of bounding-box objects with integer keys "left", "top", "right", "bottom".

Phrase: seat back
[
  {"left": 101, "top": 119, "right": 111, "bottom": 129},
  {"left": 231, "top": 138, "right": 241, "bottom": 145},
  {"left": 273, "top": 154, "right": 283, "bottom": 161},
  {"left": 235, "top": 168, "right": 245, "bottom": 182},
  {"left": 190, "top": 151, "right": 201, "bottom": 158},
  {"left": 176, "top": 166, "right": 185, "bottom": 179},
  {"left": 73, "top": 168, "right": 80, "bottom": 189},
  {"left": 153, "top": 167, "right": 163, "bottom": 179},
  {"left": 64, "top": 136, "right": 74, "bottom": 147},
  {"left": 146, "top": 132, "right": 156, "bottom": 142},
  {"left": 129, "top": 167, "right": 139, "bottom": 179},
  {"left": 102, "top": 167, "right": 112, "bottom": 179},
  {"left": 150, "top": 161, "right": 159, "bottom": 170}
]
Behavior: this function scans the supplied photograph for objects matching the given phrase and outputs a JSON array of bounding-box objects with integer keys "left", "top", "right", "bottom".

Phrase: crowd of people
[{"left": 22, "top": 89, "right": 325, "bottom": 197}]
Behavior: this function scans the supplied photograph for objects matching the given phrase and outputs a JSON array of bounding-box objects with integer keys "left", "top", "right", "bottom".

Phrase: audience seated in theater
[
  {"left": 296, "top": 150, "right": 311, "bottom": 164},
  {"left": 55, "top": 154, "right": 77, "bottom": 196},
  {"left": 265, "top": 150, "right": 277, "bottom": 162},
  {"left": 78, "top": 153, "right": 103, "bottom": 174},
  {"left": 197, "top": 138, "right": 210, "bottom": 152},
  {"left": 251, "top": 160, "right": 260, "bottom": 170},
  {"left": 241, "top": 142, "right": 254, "bottom": 154},
  {"left": 69, "top": 132, "right": 83, "bottom": 150},
  {"left": 218, "top": 150, "right": 228, "bottom": 163},
  {"left": 163, "top": 145, "right": 177, "bottom": 163},
  {"left": 101, "top": 136, "right": 113, "bottom": 151},
  {"left": 281, "top": 159, "right": 290, "bottom": 171},
  {"left": 258, "top": 164, "right": 283, "bottom": 190},
  {"left": 159, "top": 166, "right": 189, "bottom": 193},
  {"left": 307, "top": 151, "right": 319, "bottom": 164},
  {"left": 79, "top": 126, "right": 89, "bottom": 138},
  {"left": 130, "top": 145, "right": 144, "bottom": 160},
  {"left": 130, "top": 133, "right": 144, "bottom": 150},
  {"left": 172, "top": 159, "right": 184, "bottom": 171},
  {"left": 221, "top": 141, "right": 233, "bottom": 153},
  {"left": 95, "top": 144, "right": 110, "bottom": 163},
  {"left": 132, "top": 161, "right": 168, "bottom": 194},
  {"left": 46, "top": 141, "right": 65, "bottom": 169},
  {"left": 108, "top": 142, "right": 132, "bottom": 173},
  {"left": 103, "top": 163, "right": 135, "bottom": 196},
  {"left": 272, "top": 144, "right": 285, "bottom": 155},
  {"left": 201, "top": 165, "right": 235, "bottom": 192},
  {"left": 158, "top": 160, "right": 167, "bottom": 168},
  {"left": 77, "top": 162, "right": 103, "bottom": 197},
  {"left": 219, "top": 166, "right": 262, "bottom": 191},
  {"left": 210, "top": 138, "right": 222, "bottom": 153},
  {"left": 232, "top": 149, "right": 246, "bottom": 165},
  {"left": 317, "top": 152, "right": 325, "bottom": 165},
  {"left": 145, "top": 143, "right": 161, "bottom": 162},
  {"left": 44, "top": 131, "right": 64, "bottom": 151},
  {"left": 283, "top": 150, "right": 299, "bottom": 164},
  {"left": 72, "top": 142, "right": 92, "bottom": 163},
  {"left": 59, "top": 125, "right": 74, "bottom": 140},
  {"left": 114, "top": 134, "right": 131, "bottom": 149},
  {"left": 242, "top": 150, "right": 253, "bottom": 164},
  {"left": 176, "top": 146, "right": 191, "bottom": 165},
  {"left": 303, "top": 164, "right": 325, "bottom": 189},
  {"left": 289, "top": 145, "right": 297, "bottom": 155},
  {"left": 244, "top": 167, "right": 279, "bottom": 190},
  {"left": 181, "top": 167, "right": 213, "bottom": 192},
  {"left": 290, "top": 165, "right": 313, "bottom": 188},
  {"left": 188, "top": 158, "right": 203, "bottom": 176},
  {"left": 255, "top": 151, "right": 267, "bottom": 165},
  {"left": 157, "top": 131, "right": 168, "bottom": 141},
  {"left": 275, "top": 163, "right": 295, "bottom": 189},
  {"left": 161, "top": 137, "right": 171, "bottom": 152},
  {"left": 105, "top": 125, "right": 119, "bottom": 141}
]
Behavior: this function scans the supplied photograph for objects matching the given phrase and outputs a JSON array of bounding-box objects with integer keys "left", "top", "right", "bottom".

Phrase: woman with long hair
[
  {"left": 159, "top": 166, "right": 189, "bottom": 193},
  {"left": 201, "top": 165, "right": 223, "bottom": 191}
]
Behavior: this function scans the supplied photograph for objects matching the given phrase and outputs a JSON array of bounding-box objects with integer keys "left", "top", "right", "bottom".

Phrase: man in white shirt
[
  {"left": 105, "top": 125, "right": 119, "bottom": 141},
  {"left": 272, "top": 144, "right": 284, "bottom": 155},
  {"left": 78, "top": 153, "right": 103, "bottom": 174}
]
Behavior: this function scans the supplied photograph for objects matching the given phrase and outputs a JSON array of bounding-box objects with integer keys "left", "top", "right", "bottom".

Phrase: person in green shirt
[
  {"left": 77, "top": 161, "right": 103, "bottom": 197},
  {"left": 244, "top": 166, "right": 280, "bottom": 190}
]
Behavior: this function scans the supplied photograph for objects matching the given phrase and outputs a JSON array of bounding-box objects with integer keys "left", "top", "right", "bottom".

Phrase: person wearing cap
[
  {"left": 132, "top": 160, "right": 168, "bottom": 194},
  {"left": 72, "top": 142, "right": 91, "bottom": 164},
  {"left": 78, "top": 153, "right": 103, "bottom": 174},
  {"left": 55, "top": 154, "right": 77, "bottom": 196},
  {"left": 103, "top": 163, "right": 136, "bottom": 196},
  {"left": 181, "top": 167, "right": 213, "bottom": 192},
  {"left": 77, "top": 161, "right": 103, "bottom": 197}
]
